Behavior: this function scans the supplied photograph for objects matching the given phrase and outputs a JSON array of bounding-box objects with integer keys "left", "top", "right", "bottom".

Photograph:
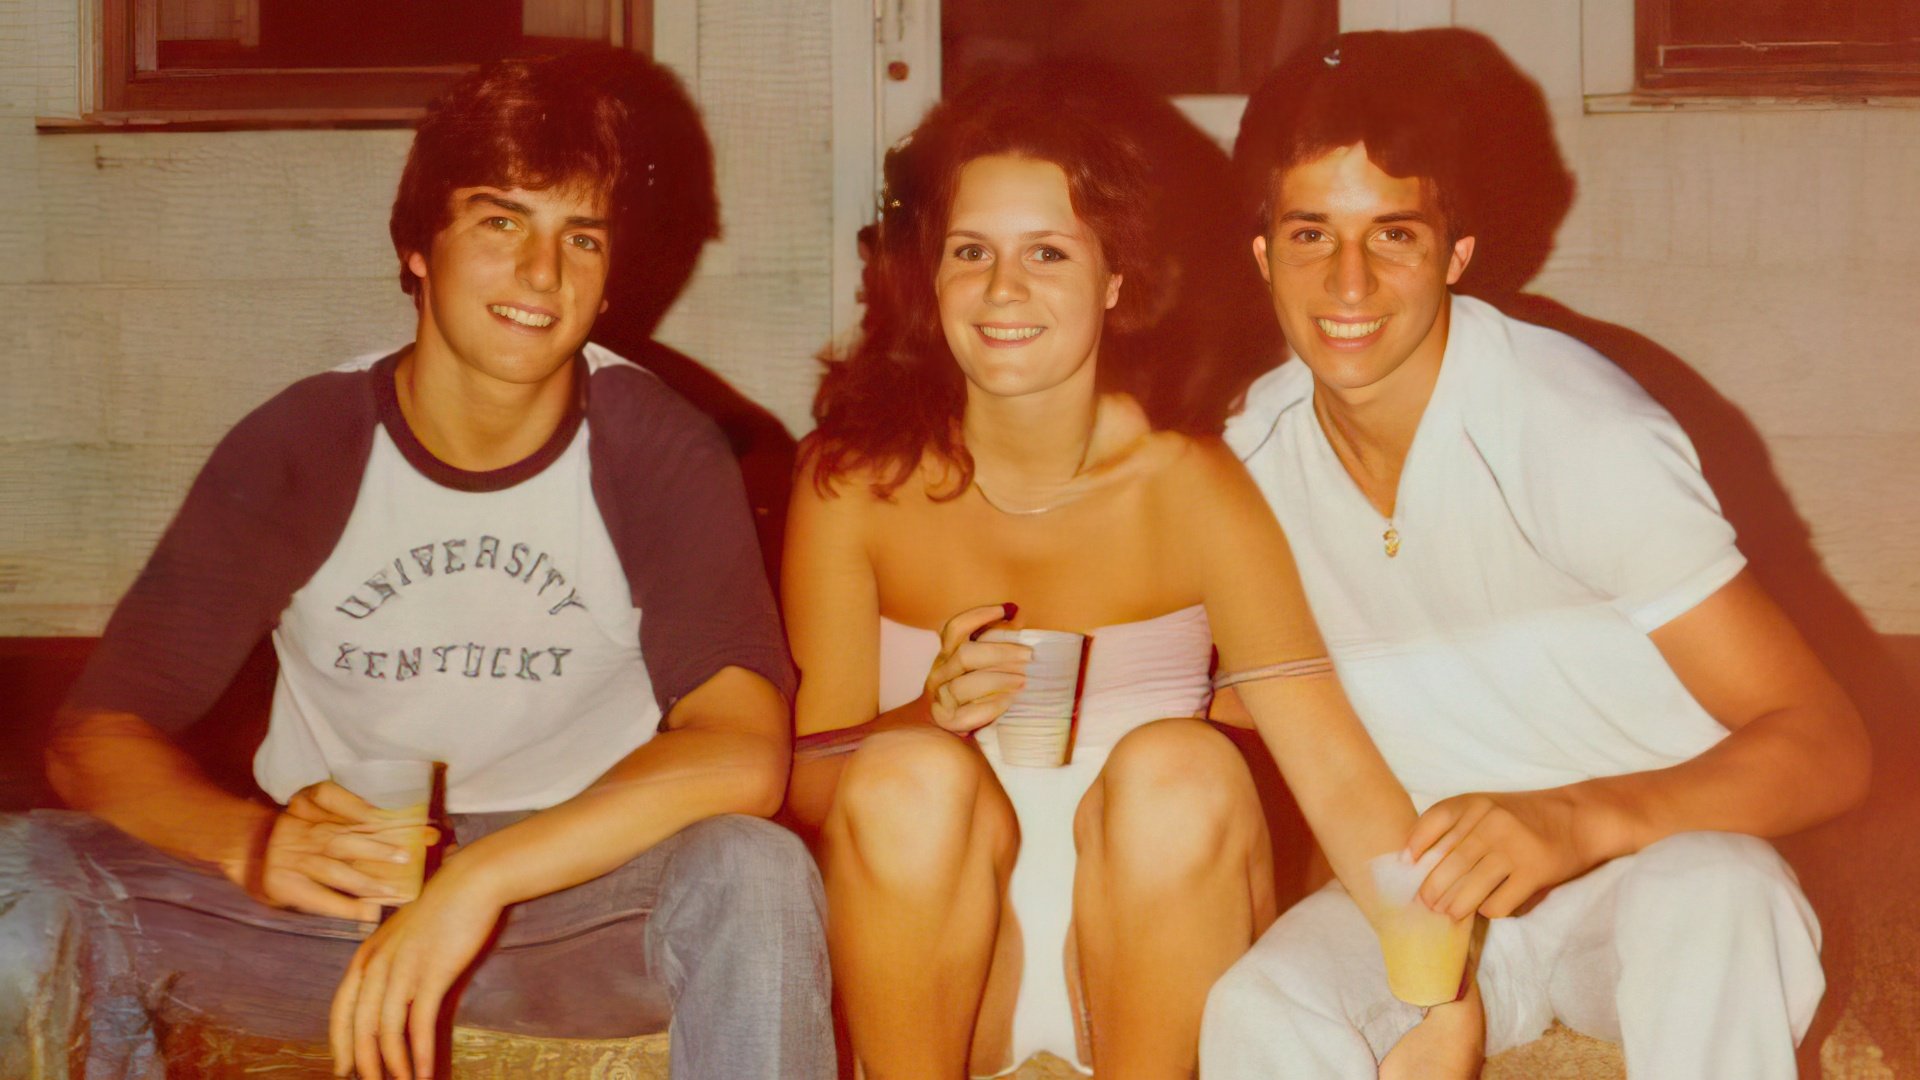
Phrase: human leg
[
  {"left": 818, "top": 726, "right": 1019, "bottom": 1079},
  {"left": 1542, "top": 831, "right": 1822, "bottom": 1080},
  {"left": 1071, "top": 718, "right": 1274, "bottom": 1079},
  {"left": 638, "top": 814, "right": 833, "bottom": 1080},
  {"left": 1201, "top": 882, "right": 1426, "bottom": 1080},
  {"left": 0, "top": 810, "right": 374, "bottom": 1077}
]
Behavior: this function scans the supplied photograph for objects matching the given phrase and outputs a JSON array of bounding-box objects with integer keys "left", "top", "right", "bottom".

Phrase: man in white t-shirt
[
  {"left": 1201, "top": 30, "right": 1870, "bottom": 1080},
  {"left": 4, "top": 49, "right": 831, "bottom": 1080}
]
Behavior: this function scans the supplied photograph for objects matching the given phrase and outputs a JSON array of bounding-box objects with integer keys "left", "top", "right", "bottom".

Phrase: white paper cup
[
  {"left": 331, "top": 758, "right": 435, "bottom": 904},
  {"left": 978, "top": 628, "right": 1087, "bottom": 768},
  {"left": 331, "top": 758, "right": 433, "bottom": 811},
  {"left": 1367, "top": 849, "right": 1474, "bottom": 1006}
]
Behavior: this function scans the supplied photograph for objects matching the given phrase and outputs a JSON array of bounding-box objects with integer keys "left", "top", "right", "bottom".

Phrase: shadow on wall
[
  {"left": 1046, "top": 61, "right": 1285, "bottom": 435},
  {"left": 1341, "top": 27, "right": 1919, "bottom": 1074},
  {"left": 582, "top": 52, "right": 798, "bottom": 587}
]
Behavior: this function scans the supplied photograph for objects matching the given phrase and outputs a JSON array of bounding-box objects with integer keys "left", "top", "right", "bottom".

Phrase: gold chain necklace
[{"left": 971, "top": 420, "right": 1096, "bottom": 517}]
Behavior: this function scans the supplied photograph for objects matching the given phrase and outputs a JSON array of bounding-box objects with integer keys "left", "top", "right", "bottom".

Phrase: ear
[
  {"left": 406, "top": 251, "right": 429, "bottom": 283},
  {"left": 1105, "top": 272, "right": 1123, "bottom": 311},
  {"left": 599, "top": 298, "right": 610, "bottom": 315},
  {"left": 1251, "top": 235, "right": 1273, "bottom": 283},
  {"left": 1444, "top": 235, "right": 1476, "bottom": 286}
]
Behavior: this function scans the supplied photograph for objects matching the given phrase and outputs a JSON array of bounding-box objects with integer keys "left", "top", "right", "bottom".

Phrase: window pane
[
  {"left": 942, "top": 0, "right": 1334, "bottom": 97},
  {"left": 153, "top": 0, "right": 619, "bottom": 71},
  {"left": 1666, "top": 0, "right": 1920, "bottom": 46}
]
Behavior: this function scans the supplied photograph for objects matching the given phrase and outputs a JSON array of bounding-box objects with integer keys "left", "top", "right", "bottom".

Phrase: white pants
[{"left": 1201, "top": 832, "right": 1824, "bottom": 1080}]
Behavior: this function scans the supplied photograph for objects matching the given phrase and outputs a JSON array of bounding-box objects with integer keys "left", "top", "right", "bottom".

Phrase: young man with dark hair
[
  {"left": 4, "top": 49, "right": 832, "bottom": 1080},
  {"left": 1202, "top": 29, "right": 1869, "bottom": 1079}
]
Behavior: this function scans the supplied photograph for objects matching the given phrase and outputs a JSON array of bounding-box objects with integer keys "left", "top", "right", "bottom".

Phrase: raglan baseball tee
[{"left": 64, "top": 344, "right": 793, "bottom": 813}]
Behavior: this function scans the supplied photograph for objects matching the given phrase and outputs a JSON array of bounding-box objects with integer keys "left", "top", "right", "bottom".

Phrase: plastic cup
[
  {"left": 1367, "top": 849, "right": 1474, "bottom": 1007},
  {"left": 331, "top": 758, "right": 435, "bottom": 905},
  {"left": 978, "top": 628, "right": 1087, "bottom": 768}
]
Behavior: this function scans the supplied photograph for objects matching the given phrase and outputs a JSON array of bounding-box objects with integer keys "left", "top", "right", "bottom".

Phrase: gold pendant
[{"left": 1383, "top": 526, "right": 1401, "bottom": 558}]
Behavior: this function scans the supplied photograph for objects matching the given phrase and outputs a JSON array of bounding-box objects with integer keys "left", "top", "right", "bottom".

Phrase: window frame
[
  {"left": 1634, "top": 0, "right": 1920, "bottom": 98},
  {"left": 82, "top": 0, "right": 654, "bottom": 129}
]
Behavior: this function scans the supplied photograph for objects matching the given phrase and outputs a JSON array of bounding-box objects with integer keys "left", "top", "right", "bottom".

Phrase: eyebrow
[
  {"left": 1277, "top": 209, "right": 1432, "bottom": 226},
  {"left": 465, "top": 192, "right": 608, "bottom": 230},
  {"left": 944, "top": 229, "right": 1077, "bottom": 241}
]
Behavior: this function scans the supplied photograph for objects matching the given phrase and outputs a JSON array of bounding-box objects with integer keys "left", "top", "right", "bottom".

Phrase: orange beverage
[{"left": 1367, "top": 850, "right": 1473, "bottom": 1006}]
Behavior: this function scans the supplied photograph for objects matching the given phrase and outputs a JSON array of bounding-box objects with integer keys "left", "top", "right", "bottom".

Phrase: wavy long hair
[{"left": 807, "top": 68, "right": 1174, "bottom": 500}]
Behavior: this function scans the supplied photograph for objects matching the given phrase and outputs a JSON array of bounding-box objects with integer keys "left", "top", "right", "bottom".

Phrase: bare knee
[
  {"left": 829, "top": 728, "right": 1014, "bottom": 884},
  {"left": 1077, "top": 719, "right": 1258, "bottom": 878}
]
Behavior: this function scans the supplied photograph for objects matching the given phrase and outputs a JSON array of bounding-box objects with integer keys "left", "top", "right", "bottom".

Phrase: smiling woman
[
  {"left": 783, "top": 67, "right": 1423, "bottom": 1079},
  {"left": 934, "top": 155, "right": 1122, "bottom": 422}
]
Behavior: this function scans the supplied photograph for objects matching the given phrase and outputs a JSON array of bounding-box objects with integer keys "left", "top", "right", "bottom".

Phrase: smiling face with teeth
[
  {"left": 406, "top": 182, "right": 612, "bottom": 397},
  {"left": 935, "top": 154, "right": 1122, "bottom": 407},
  {"left": 1253, "top": 143, "right": 1475, "bottom": 406}
]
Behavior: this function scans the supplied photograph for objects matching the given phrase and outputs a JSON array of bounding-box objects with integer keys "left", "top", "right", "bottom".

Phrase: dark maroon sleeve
[
  {"left": 61, "top": 368, "right": 379, "bottom": 734},
  {"left": 586, "top": 363, "right": 796, "bottom": 714}
]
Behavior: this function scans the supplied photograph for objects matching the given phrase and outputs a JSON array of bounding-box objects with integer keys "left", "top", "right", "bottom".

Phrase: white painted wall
[
  {"left": 2, "top": 0, "right": 1915, "bottom": 635},
  {"left": 0, "top": 0, "right": 831, "bottom": 635}
]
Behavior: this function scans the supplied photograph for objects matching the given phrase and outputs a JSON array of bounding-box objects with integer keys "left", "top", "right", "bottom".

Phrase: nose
[
  {"left": 517, "top": 235, "right": 562, "bottom": 293},
  {"left": 986, "top": 256, "right": 1028, "bottom": 305},
  {"left": 1325, "top": 237, "right": 1376, "bottom": 306}
]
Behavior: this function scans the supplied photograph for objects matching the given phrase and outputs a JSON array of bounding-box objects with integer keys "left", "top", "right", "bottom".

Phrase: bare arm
[
  {"left": 330, "top": 664, "right": 793, "bottom": 1080},
  {"left": 1603, "top": 569, "right": 1870, "bottom": 843},
  {"left": 1181, "top": 441, "right": 1418, "bottom": 908},
  {"left": 47, "top": 712, "right": 418, "bottom": 921},
  {"left": 47, "top": 710, "right": 273, "bottom": 877},
  {"left": 1412, "top": 570, "right": 1871, "bottom": 919},
  {"left": 438, "top": 665, "right": 793, "bottom": 907}
]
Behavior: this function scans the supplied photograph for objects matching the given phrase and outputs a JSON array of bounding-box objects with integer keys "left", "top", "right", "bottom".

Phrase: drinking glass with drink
[
  {"left": 330, "top": 758, "right": 442, "bottom": 908},
  {"left": 1366, "top": 848, "right": 1476, "bottom": 1007}
]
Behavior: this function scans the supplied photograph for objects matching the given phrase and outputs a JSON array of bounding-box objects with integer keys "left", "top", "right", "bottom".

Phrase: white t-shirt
[
  {"left": 1224, "top": 294, "right": 1743, "bottom": 810},
  {"left": 68, "top": 343, "right": 794, "bottom": 813}
]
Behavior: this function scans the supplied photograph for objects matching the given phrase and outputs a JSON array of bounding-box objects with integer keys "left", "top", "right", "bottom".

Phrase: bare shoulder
[
  {"left": 1138, "top": 432, "right": 1267, "bottom": 512},
  {"left": 789, "top": 435, "right": 965, "bottom": 533}
]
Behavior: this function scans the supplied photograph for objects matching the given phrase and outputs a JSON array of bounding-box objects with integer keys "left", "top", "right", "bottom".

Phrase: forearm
[
  {"left": 794, "top": 694, "right": 934, "bottom": 759},
  {"left": 45, "top": 711, "right": 273, "bottom": 877},
  {"left": 1569, "top": 702, "right": 1871, "bottom": 863},
  {"left": 449, "top": 722, "right": 790, "bottom": 907},
  {"left": 1241, "top": 677, "right": 1417, "bottom": 911}
]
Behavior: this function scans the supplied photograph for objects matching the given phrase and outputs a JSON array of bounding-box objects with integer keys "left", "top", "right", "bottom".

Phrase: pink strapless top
[{"left": 876, "top": 604, "right": 1215, "bottom": 756}]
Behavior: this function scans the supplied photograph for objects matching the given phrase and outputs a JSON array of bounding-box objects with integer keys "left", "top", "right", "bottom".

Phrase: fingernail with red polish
[{"left": 1002, "top": 602, "right": 1018, "bottom": 621}]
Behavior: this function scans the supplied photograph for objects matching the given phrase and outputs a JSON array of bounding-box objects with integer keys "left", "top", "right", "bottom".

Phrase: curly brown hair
[{"left": 806, "top": 67, "right": 1172, "bottom": 501}]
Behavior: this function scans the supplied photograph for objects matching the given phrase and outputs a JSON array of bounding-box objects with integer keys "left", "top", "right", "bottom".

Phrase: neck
[
  {"left": 962, "top": 368, "right": 1100, "bottom": 511},
  {"left": 397, "top": 329, "right": 578, "bottom": 473},
  {"left": 1310, "top": 293, "right": 1453, "bottom": 512}
]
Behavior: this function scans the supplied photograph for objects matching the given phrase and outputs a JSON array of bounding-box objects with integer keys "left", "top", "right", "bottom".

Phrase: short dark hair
[
  {"left": 807, "top": 66, "right": 1165, "bottom": 500},
  {"left": 389, "top": 47, "right": 718, "bottom": 316},
  {"left": 1235, "top": 29, "right": 1577, "bottom": 299}
]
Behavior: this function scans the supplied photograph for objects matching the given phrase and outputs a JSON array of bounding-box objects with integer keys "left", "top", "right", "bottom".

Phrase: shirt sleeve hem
[
  {"left": 655, "top": 647, "right": 800, "bottom": 719},
  {"left": 1621, "top": 548, "right": 1747, "bottom": 634}
]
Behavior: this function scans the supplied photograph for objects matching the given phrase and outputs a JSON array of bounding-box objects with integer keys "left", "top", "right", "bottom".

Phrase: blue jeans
[{"left": 0, "top": 809, "right": 833, "bottom": 1079}]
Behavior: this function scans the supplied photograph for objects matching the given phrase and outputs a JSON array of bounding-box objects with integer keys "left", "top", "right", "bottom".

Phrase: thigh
[
  {"left": 453, "top": 813, "right": 691, "bottom": 1037},
  {"left": 1233, "top": 882, "right": 1424, "bottom": 1056},
  {"left": 1529, "top": 832, "right": 1819, "bottom": 1046},
  {"left": 11, "top": 811, "right": 372, "bottom": 1044}
]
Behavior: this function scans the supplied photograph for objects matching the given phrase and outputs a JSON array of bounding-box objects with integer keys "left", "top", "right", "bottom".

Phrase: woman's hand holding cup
[{"left": 925, "top": 602, "right": 1031, "bottom": 735}]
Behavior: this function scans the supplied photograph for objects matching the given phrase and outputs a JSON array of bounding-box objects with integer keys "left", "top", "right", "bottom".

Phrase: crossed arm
[
  {"left": 1409, "top": 569, "right": 1872, "bottom": 919},
  {"left": 48, "top": 666, "right": 789, "bottom": 1080},
  {"left": 324, "top": 665, "right": 788, "bottom": 1079}
]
